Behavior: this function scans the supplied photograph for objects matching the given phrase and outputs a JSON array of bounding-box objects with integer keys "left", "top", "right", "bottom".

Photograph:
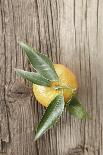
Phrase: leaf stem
[{"left": 53, "top": 85, "right": 76, "bottom": 93}]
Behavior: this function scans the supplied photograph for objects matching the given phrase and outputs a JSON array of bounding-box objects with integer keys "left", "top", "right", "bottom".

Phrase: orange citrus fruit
[{"left": 33, "top": 64, "right": 78, "bottom": 107}]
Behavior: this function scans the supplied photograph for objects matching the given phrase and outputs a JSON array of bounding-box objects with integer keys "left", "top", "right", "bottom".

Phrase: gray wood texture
[{"left": 0, "top": 0, "right": 103, "bottom": 154}]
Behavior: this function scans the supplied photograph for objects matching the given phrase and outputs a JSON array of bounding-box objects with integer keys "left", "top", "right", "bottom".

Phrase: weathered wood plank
[
  {"left": 0, "top": 0, "right": 103, "bottom": 154},
  {"left": 0, "top": 0, "right": 10, "bottom": 150}
]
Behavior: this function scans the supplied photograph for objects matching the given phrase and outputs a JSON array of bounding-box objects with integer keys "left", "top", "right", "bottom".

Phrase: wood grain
[{"left": 0, "top": 0, "right": 103, "bottom": 154}]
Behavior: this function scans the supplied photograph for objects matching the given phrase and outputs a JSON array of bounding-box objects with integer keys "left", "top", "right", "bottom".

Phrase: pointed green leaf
[
  {"left": 19, "top": 42, "right": 59, "bottom": 81},
  {"left": 66, "top": 96, "right": 89, "bottom": 119},
  {"left": 35, "top": 95, "right": 64, "bottom": 141},
  {"left": 15, "top": 69, "right": 51, "bottom": 86}
]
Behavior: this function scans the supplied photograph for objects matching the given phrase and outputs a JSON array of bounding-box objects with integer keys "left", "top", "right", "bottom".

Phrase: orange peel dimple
[{"left": 33, "top": 64, "right": 78, "bottom": 107}]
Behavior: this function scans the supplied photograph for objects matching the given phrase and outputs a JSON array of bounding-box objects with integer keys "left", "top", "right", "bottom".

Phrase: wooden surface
[{"left": 0, "top": 0, "right": 103, "bottom": 154}]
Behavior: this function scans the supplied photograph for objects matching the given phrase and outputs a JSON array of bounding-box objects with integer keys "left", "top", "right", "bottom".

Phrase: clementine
[{"left": 33, "top": 64, "right": 78, "bottom": 107}]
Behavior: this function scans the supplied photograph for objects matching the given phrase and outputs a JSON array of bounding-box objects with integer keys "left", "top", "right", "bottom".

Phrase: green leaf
[
  {"left": 66, "top": 96, "right": 89, "bottom": 119},
  {"left": 35, "top": 95, "right": 64, "bottom": 141},
  {"left": 15, "top": 69, "right": 51, "bottom": 86},
  {"left": 19, "top": 42, "right": 59, "bottom": 81}
]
